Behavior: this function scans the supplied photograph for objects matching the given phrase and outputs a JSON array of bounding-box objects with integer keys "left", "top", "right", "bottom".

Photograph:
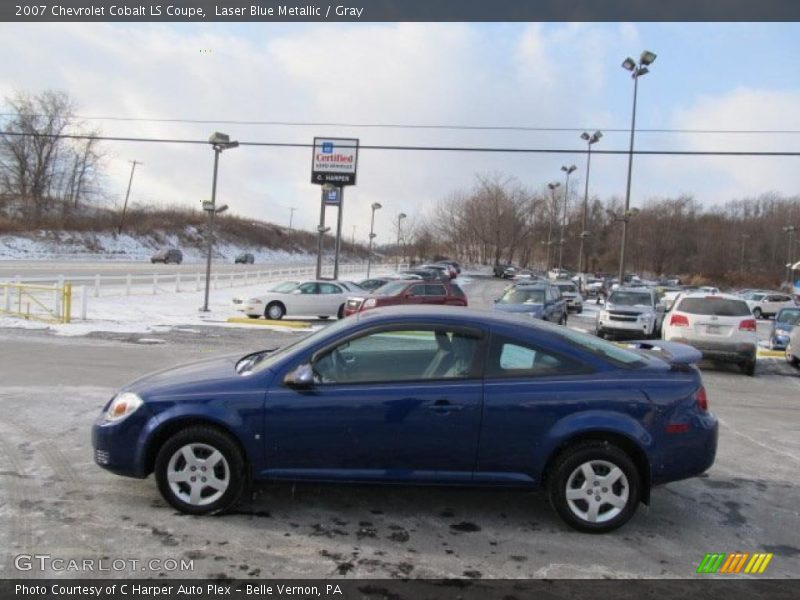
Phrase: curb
[{"left": 226, "top": 317, "right": 311, "bottom": 329}]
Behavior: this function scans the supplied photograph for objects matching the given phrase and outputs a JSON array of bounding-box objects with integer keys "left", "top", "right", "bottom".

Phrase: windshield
[
  {"left": 609, "top": 291, "right": 652, "bottom": 306},
  {"left": 373, "top": 281, "right": 410, "bottom": 296},
  {"left": 269, "top": 281, "right": 299, "bottom": 293},
  {"left": 777, "top": 309, "right": 800, "bottom": 325},
  {"left": 556, "top": 283, "right": 577, "bottom": 293},
  {"left": 499, "top": 288, "right": 545, "bottom": 304},
  {"left": 677, "top": 297, "right": 751, "bottom": 316}
]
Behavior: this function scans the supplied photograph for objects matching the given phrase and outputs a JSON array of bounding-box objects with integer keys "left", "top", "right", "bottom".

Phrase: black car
[
  {"left": 398, "top": 269, "right": 448, "bottom": 281},
  {"left": 235, "top": 252, "right": 255, "bottom": 264},
  {"left": 493, "top": 263, "right": 514, "bottom": 278},
  {"left": 150, "top": 248, "right": 183, "bottom": 264}
]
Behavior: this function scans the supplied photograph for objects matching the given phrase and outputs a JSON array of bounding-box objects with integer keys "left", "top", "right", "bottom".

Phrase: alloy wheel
[
  {"left": 166, "top": 443, "right": 230, "bottom": 506},
  {"left": 564, "top": 460, "right": 630, "bottom": 524}
]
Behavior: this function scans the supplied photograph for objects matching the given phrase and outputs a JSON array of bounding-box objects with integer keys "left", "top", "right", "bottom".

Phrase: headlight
[
  {"left": 104, "top": 392, "right": 143, "bottom": 423},
  {"left": 246, "top": 298, "right": 263, "bottom": 304},
  {"left": 600, "top": 311, "right": 609, "bottom": 319},
  {"left": 364, "top": 298, "right": 377, "bottom": 308}
]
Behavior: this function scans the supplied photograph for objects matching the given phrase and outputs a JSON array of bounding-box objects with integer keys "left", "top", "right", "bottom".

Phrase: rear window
[{"left": 677, "top": 297, "right": 751, "bottom": 316}]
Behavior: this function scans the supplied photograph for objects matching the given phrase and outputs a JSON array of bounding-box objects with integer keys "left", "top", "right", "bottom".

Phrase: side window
[
  {"left": 487, "top": 334, "right": 590, "bottom": 378},
  {"left": 297, "top": 283, "right": 318, "bottom": 294},
  {"left": 311, "top": 328, "right": 481, "bottom": 384},
  {"left": 426, "top": 284, "right": 446, "bottom": 296},
  {"left": 409, "top": 285, "right": 427, "bottom": 297},
  {"left": 320, "top": 283, "right": 343, "bottom": 294}
]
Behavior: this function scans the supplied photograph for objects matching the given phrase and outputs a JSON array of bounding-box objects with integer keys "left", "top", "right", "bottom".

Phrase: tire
[
  {"left": 595, "top": 327, "right": 605, "bottom": 338},
  {"left": 247, "top": 314, "right": 259, "bottom": 319},
  {"left": 318, "top": 316, "right": 330, "bottom": 320},
  {"left": 154, "top": 426, "right": 246, "bottom": 515},
  {"left": 785, "top": 344, "right": 799, "bottom": 367},
  {"left": 577, "top": 307, "right": 583, "bottom": 314},
  {"left": 753, "top": 307, "right": 763, "bottom": 319},
  {"left": 548, "top": 441, "right": 641, "bottom": 533},
  {"left": 740, "top": 359, "right": 756, "bottom": 377},
  {"left": 337, "top": 304, "right": 345, "bottom": 319},
  {"left": 265, "top": 302, "right": 285, "bottom": 320},
  {"left": 559, "top": 313, "right": 567, "bottom": 326}
]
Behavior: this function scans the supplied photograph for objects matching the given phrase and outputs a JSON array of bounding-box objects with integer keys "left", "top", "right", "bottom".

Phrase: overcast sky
[{"left": 1, "top": 22, "right": 799, "bottom": 241}]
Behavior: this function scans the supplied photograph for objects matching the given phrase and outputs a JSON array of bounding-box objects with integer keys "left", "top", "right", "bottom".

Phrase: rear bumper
[
  {"left": 652, "top": 415, "right": 719, "bottom": 486},
  {"left": 666, "top": 337, "right": 756, "bottom": 363}
]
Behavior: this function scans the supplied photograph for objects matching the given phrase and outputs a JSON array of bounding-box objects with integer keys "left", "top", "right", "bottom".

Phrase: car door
[
  {"left": 319, "top": 282, "right": 345, "bottom": 315},
  {"left": 404, "top": 283, "right": 429, "bottom": 305},
  {"left": 288, "top": 282, "right": 319, "bottom": 315},
  {"left": 423, "top": 283, "right": 447, "bottom": 305},
  {"left": 262, "top": 324, "right": 486, "bottom": 482}
]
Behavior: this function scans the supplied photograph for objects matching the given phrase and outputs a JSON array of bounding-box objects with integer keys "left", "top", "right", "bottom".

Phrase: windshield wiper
[{"left": 235, "top": 348, "right": 279, "bottom": 374}]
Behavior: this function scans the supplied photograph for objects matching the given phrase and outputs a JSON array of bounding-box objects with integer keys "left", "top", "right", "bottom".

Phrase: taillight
[
  {"left": 739, "top": 319, "right": 757, "bottom": 332},
  {"left": 695, "top": 386, "right": 708, "bottom": 412},
  {"left": 670, "top": 314, "right": 689, "bottom": 327}
]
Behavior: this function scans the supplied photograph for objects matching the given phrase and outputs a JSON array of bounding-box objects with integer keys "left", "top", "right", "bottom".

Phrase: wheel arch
[
  {"left": 542, "top": 430, "right": 652, "bottom": 505},
  {"left": 142, "top": 417, "right": 250, "bottom": 478}
]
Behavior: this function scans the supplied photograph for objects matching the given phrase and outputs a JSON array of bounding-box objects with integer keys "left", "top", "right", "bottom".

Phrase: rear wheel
[
  {"left": 318, "top": 315, "right": 330, "bottom": 320},
  {"left": 265, "top": 302, "right": 285, "bottom": 320},
  {"left": 154, "top": 426, "right": 245, "bottom": 515},
  {"left": 740, "top": 359, "right": 756, "bottom": 377},
  {"left": 548, "top": 441, "right": 641, "bottom": 533},
  {"left": 337, "top": 304, "right": 345, "bottom": 319},
  {"left": 753, "top": 307, "right": 763, "bottom": 319}
]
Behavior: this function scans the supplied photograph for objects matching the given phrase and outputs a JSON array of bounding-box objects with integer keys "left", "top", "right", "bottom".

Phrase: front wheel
[
  {"left": 154, "top": 426, "right": 246, "bottom": 515},
  {"left": 548, "top": 441, "right": 641, "bottom": 533},
  {"left": 753, "top": 307, "right": 763, "bottom": 319},
  {"left": 265, "top": 302, "right": 285, "bottom": 320},
  {"left": 786, "top": 344, "right": 799, "bottom": 367}
]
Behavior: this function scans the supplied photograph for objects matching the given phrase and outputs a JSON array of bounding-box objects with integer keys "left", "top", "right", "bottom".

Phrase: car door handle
[{"left": 427, "top": 399, "right": 463, "bottom": 412}]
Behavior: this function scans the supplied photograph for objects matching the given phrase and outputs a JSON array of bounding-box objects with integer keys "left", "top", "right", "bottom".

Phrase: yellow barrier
[
  {"left": 0, "top": 282, "right": 72, "bottom": 324},
  {"left": 226, "top": 317, "right": 310, "bottom": 329}
]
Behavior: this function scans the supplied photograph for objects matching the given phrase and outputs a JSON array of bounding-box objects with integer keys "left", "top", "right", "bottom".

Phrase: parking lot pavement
[{"left": 1, "top": 276, "right": 798, "bottom": 579}]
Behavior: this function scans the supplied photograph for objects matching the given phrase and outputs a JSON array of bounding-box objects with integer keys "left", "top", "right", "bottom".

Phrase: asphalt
[{"left": 0, "top": 276, "right": 798, "bottom": 579}]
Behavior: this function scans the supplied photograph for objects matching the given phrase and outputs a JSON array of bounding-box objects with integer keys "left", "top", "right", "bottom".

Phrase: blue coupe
[{"left": 92, "top": 306, "right": 717, "bottom": 532}]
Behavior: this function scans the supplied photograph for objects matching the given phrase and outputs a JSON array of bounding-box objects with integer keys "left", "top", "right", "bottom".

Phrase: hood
[
  {"left": 606, "top": 302, "right": 653, "bottom": 314},
  {"left": 494, "top": 302, "right": 543, "bottom": 314},
  {"left": 124, "top": 354, "right": 260, "bottom": 398}
]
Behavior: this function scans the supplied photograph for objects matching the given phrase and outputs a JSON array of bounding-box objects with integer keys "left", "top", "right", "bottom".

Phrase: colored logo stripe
[{"left": 697, "top": 552, "right": 773, "bottom": 574}]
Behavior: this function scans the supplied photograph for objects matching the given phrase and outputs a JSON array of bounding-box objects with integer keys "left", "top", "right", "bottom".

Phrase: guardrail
[
  {"left": 0, "top": 282, "right": 72, "bottom": 323},
  {"left": 0, "top": 263, "right": 388, "bottom": 299}
]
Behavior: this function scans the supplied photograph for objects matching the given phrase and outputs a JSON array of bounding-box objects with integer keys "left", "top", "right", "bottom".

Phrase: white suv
[
  {"left": 744, "top": 291, "right": 797, "bottom": 319},
  {"left": 662, "top": 293, "right": 757, "bottom": 376}
]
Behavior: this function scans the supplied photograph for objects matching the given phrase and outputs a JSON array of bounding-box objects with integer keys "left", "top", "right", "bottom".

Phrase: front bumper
[
  {"left": 598, "top": 317, "right": 652, "bottom": 337},
  {"left": 771, "top": 333, "right": 790, "bottom": 350},
  {"left": 92, "top": 414, "right": 149, "bottom": 479},
  {"left": 666, "top": 337, "right": 756, "bottom": 363}
]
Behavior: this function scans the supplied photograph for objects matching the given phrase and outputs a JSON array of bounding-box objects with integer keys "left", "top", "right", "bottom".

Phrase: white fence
[{"left": 0, "top": 264, "right": 386, "bottom": 299}]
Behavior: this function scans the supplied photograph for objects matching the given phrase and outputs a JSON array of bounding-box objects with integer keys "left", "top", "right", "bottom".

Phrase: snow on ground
[{"left": 0, "top": 230, "right": 320, "bottom": 264}]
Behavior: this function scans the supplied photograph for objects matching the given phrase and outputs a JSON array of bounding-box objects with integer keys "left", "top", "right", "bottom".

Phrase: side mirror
[
  {"left": 494, "top": 298, "right": 500, "bottom": 303},
  {"left": 292, "top": 289, "right": 302, "bottom": 294},
  {"left": 283, "top": 363, "right": 314, "bottom": 388}
]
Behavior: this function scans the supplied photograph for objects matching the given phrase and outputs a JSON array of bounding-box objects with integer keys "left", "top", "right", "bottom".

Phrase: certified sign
[{"left": 311, "top": 137, "right": 359, "bottom": 186}]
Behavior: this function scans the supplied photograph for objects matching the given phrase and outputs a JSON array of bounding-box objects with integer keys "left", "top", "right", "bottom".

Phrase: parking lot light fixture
[
  {"left": 578, "top": 131, "right": 601, "bottom": 281},
  {"left": 201, "top": 132, "right": 238, "bottom": 313},
  {"left": 783, "top": 226, "right": 797, "bottom": 284},
  {"left": 367, "top": 202, "right": 382, "bottom": 277},
  {"left": 618, "top": 50, "right": 656, "bottom": 285},
  {"left": 395, "top": 212, "right": 407, "bottom": 271},
  {"left": 546, "top": 183, "right": 560, "bottom": 271},
  {"left": 558, "top": 165, "right": 577, "bottom": 271}
]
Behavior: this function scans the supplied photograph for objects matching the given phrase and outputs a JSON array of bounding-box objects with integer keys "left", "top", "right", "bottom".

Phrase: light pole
[
  {"left": 395, "top": 212, "right": 407, "bottom": 271},
  {"left": 783, "top": 226, "right": 796, "bottom": 284},
  {"left": 740, "top": 234, "right": 750, "bottom": 276},
  {"left": 578, "top": 131, "right": 602, "bottom": 280},
  {"left": 546, "top": 182, "right": 560, "bottom": 272},
  {"left": 558, "top": 165, "right": 577, "bottom": 271},
  {"left": 367, "top": 202, "right": 382, "bottom": 277},
  {"left": 201, "top": 132, "right": 238, "bottom": 312},
  {"left": 118, "top": 160, "right": 142, "bottom": 235},
  {"left": 618, "top": 50, "right": 656, "bottom": 285},
  {"left": 607, "top": 207, "right": 640, "bottom": 283},
  {"left": 288, "top": 207, "right": 296, "bottom": 230}
]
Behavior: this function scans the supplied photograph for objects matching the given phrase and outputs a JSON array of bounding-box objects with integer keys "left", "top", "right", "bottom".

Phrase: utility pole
[
  {"left": 288, "top": 207, "right": 296, "bottom": 229},
  {"left": 117, "top": 160, "right": 141, "bottom": 235}
]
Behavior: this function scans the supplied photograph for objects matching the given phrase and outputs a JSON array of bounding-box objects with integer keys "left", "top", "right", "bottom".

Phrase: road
[{"left": 0, "top": 275, "right": 798, "bottom": 579}]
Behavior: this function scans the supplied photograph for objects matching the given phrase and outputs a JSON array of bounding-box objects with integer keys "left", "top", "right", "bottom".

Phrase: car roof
[
  {"left": 354, "top": 304, "right": 543, "bottom": 327},
  {"left": 676, "top": 292, "right": 745, "bottom": 301}
]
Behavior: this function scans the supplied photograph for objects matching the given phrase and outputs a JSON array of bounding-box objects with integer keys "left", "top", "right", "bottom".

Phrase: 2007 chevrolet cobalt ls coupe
[{"left": 93, "top": 306, "right": 717, "bottom": 532}]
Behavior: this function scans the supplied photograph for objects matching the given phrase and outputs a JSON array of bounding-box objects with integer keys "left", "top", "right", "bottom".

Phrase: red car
[{"left": 344, "top": 280, "right": 467, "bottom": 316}]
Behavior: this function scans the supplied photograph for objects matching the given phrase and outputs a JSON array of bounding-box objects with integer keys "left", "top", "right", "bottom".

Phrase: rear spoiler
[{"left": 624, "top": 340, "right": 703, "bottom": 368}]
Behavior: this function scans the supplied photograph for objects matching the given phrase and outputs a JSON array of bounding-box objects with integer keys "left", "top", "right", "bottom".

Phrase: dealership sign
[{"left": 311, "top": 137, "right": 359, "bottom": 186}]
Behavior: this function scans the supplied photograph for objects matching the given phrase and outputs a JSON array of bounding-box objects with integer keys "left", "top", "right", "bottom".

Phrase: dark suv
[{"left": 150, "top": 248, "right": 183, "bottom": 264}]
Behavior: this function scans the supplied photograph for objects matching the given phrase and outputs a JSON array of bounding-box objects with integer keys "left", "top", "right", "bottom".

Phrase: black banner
[
  {"left": 1, "top": 579, "right": 797, "bottom": 600},
  {"left": 3, "top": 0, "right": 800, "bottom": 23}
]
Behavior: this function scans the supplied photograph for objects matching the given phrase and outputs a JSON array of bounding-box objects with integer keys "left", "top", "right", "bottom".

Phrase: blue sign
[
  {"left": 323, "top": 187, "right": 341, "bottom": 205},
  {"left": 322, "top": 142, "right": 334, "bottom": 154}
]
